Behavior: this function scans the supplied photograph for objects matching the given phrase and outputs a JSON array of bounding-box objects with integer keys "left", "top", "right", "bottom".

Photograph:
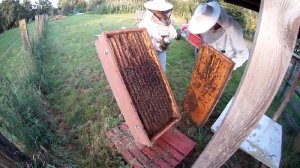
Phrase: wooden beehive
[
  {"left": 188, "top": 32, "right": 202, "bottom": 49},
  {"left": 95, "top": 28, "right": 181, "bottom": 146},
  {"left": 184, "top": 44, "right": 235, "bottom": 126}
]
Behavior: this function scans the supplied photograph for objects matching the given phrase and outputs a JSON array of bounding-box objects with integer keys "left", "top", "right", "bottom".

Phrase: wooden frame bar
[{"left": 95, "top": 28, "right": 181, "bottom": 146}]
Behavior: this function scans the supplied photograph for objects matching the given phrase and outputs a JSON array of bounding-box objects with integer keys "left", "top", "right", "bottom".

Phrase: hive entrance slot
[{"left": 108, "top": 32, "right": 174, "bottom": 137}]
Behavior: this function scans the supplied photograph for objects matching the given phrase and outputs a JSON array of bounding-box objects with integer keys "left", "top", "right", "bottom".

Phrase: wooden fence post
[
  {"left": 192, "top": 0, "right": 300, "bottom": 167},
  {"left": 0, "top": 132, "right": 29, "bottom": 167},
  {"left": 34, "top": 15, "right": 40, "bottom": 42},
  {"left": 19, "top": 19, "right": 32, "bottom": 55},
  {"left": 35, "top": 15, "right": 44, "bottom": 41},
  {"left": 273, "top": 62, "right": 300, "bottom": 121}
]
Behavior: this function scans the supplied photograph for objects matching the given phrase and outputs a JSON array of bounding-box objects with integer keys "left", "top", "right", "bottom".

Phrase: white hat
[
  {"left": 144, "top": 0, "right": 173, "bottom": 11},
  {"left": 189, "top": 1, "right": 221, "bottom": 34}
]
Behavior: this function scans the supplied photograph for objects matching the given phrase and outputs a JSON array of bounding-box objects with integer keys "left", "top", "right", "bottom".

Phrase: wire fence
[{"left": 0, "top": 15, "right": 58, "bottom": 167}]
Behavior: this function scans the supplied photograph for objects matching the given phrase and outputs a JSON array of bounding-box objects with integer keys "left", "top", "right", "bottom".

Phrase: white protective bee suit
[
  {"left": 138, "top": 10, "right": 177, "bottom": 72},
  {"left": 201, "top": 9, "right": 249, "bottom": 70}
]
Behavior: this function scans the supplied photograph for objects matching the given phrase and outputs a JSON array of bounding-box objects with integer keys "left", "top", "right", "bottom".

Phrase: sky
[{"left": 0, "top": 0, "right": 58, "bottom": 7}]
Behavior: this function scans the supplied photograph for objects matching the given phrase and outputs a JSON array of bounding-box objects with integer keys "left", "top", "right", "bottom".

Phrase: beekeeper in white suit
[
  {"left": 138, "top": 0, "right": 177, "bottom": 72},
  {"left": 189, "top": 1, "right": 249, "bottom": 70}
]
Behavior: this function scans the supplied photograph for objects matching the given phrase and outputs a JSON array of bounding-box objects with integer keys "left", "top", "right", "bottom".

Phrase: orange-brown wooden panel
[{"left": 184, "top": 44, "right": 234, "bottom": 126}]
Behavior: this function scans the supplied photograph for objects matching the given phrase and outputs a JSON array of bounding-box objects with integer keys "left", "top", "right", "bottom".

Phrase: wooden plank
[
  {"left": 192, "top": 0, "right": 300, "bottom": 167},
  {"left": 156, "top": 139, "right": 184, "bottom": 161},
  {"left": 184, "top": 44, "right": 234, "bottom": 126},
  {"left": 123, "top": 138, "right": 157, "bottom": 168},
  {"left": 151, "top": 144, "right": 178, "bottom": 167},
  {"left": 0, "top": 151, "right": 17, "bottom": 168},
  {"left": 161, "top": 128, "right": 196, "bottom": 156},
  {"left": 129, "top": 148, "right": 157, "bottom": 168},
  {"left": 282, "top": 58, "right": 296, "bottom": 83},
  {"left": 141, "top": 147, "right": 171, "bottom": 168},
  {"left": 105, "top": 130, "right": 142, "bottom": 166},
  {"left": 273, "top": 70, "right": 300, "bottom": 121},
  {"left": 0, "top": 133, "right": 29, "bottom": 166},
  {"left": 284, "top": 80, "right": 300, "bottom": 97},
  {"left": 106, "top": 124, "right": 196, "bottom": 167}
]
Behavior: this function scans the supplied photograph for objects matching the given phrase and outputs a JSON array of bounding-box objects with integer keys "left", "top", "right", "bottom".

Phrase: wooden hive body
[{"left": 95, "top": 28, "right": 181, "bottom": 146}]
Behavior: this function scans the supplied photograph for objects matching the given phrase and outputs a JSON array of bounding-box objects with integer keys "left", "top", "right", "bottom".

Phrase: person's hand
[
  {"left": 160, "top": 36, "right": 171, "bottom": 50},
  {"left": 160, "top": 43, "right": 169, "bottom": 50},
  {"left": 162, "top": 36, "right": 171, "bottom": 44}
]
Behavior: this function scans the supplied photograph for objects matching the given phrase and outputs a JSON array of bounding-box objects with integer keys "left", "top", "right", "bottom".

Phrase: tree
[
  {"left": 0, "top": 0, "right": 25, "bottom": 30},
  {"left": 86, "top": 0, "right": 105, "bottom": 11},
  {"left": 35, "top": 0, "right": 52, "bottom": 15},
  {"left": 74, "top": 0, "right": 86, "bottom": 13},
  {"left": 22, "top": 0, "right": 35, "bottom": 21},
  {"left": 58, "top": 0, "right": 70, "bottom": 15},
  {"left": 0, "top": 11, "right": 4, "bottom": 33}
]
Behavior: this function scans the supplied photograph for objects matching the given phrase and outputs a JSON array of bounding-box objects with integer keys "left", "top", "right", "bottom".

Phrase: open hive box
[
  {"left": 95, "top": 28, "right": 181, "bottom": 146},
  {"left": 184, "top": 44, "right": 235, "bottom": 126}
]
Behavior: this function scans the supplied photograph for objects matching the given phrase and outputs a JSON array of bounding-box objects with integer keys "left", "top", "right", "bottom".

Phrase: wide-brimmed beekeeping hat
[
  {"left": 189, "top": 1, "right": 221, "bottom": 34},
  {"left": 144, "top": 0, "right": 173, "bottom": 11}
]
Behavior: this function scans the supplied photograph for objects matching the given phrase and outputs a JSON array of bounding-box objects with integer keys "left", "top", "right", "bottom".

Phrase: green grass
[
  {"left": 0, "top": 27, "right": 21, "bottom": 55},
  {"left": 44, "top": 13, "right": 227, "bottom": 167},
  {"left": 1, "top": 13, "right": 299, "bottom": 167},
  {"left": 42, "top": 14, "right": 140, "bottom": 166},
  {"left": 0, "top": 19, "right": 59, "bottom": 166}
]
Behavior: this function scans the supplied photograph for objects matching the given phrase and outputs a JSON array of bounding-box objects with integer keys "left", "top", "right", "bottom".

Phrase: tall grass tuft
[
  {"left": 0, "top": 75, "right": 56, "bottom": 152},
  {"left": 0, "top": 15, "right": 76, "bottom": 167}
]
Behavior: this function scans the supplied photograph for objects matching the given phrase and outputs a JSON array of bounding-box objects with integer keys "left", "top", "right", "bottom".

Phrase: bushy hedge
[
  {"left": 169, "top": 0, "right": 257, "bottom": 40},
  {"left": 0, "top": 0, "right": 52, "bottom": 33},
  {"left": 85, "top": 0, "right": 258, "bottom": 40},
  {"left": 87, "top": 0, "right": 144, "bottom": 14}
]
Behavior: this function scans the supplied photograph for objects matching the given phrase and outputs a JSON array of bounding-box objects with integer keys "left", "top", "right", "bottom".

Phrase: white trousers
[{"left": 156, "top": 50, "right": 167, "bottom": 72}]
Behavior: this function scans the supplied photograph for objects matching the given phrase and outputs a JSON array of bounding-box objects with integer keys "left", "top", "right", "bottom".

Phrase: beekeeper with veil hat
[
  {"left": 138, "top": 0, "right": 177, "bottom": 72},
  {"left": 189, "top": 1, "right": 249, "bottom": 70}
]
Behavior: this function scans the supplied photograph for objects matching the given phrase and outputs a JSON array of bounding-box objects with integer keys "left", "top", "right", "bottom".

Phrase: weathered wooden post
[
  {"left": 19, "top": 19, "right": 32, "bottom": 55},
  {"left": 35, "top": 15, "right": 45, "bottom": 41},
  {"left": 39, "top": 15, "right": 44, "bottom": 38},
  {"left": 192, "top": 0, "right": 300, "bottom": 167},
  {"left": 0, "top": 132, "right": 29, "bottom": 168},
  {"left": 34, "top": 15, "right": 40, "bottom": 42}
]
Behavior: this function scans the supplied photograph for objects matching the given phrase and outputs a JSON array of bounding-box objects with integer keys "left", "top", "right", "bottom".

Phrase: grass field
[{"left": 1, "top": 13, "right": 299, "bottom": 167}]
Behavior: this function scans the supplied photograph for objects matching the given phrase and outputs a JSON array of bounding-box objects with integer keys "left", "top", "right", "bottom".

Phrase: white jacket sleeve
[
  {"left": 169, "top": 25, "right": 177, "bottom": 40},
  {"left": 138, "top": 18, "right": 162, "bottom": 42},
  {"left": 229, "top": 27, "right": 249, "bottom": 70}
]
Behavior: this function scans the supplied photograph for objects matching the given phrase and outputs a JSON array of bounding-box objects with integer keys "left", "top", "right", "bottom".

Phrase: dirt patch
[
  {"left": 43, "top": 99, "right": 70, "bottom": 142},
  {"left": 50, "top": 15, "right": 66, "bottom": 21}
]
